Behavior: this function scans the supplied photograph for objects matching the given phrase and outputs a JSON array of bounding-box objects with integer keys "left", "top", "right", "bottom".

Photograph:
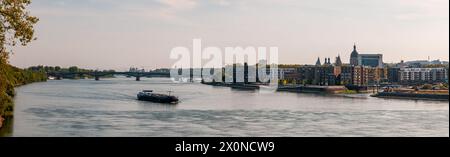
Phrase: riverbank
[
  {"left": 0, "top": 63, "right": 47, "bottom": 129},
  {"left": 277, "top": 85, "right": 349, "bottom": 94},
  {"left": 202, "top": 82, "right": 358, "bottom": 94},
  {"left": 202, "top": 82, "right": 261, "bottom": 90},
  {"left": 371, "top": 92, "right": 449, "bottom": 101}
]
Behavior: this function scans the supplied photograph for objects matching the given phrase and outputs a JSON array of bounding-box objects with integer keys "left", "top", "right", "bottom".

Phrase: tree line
[{"left": 27, "top": 65, "right": 116, "bottom": 73}]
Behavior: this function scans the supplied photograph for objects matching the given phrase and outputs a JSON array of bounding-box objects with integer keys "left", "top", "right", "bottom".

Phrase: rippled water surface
[{"left": 9, "top": 77, "right": 449, "bottom": 137}]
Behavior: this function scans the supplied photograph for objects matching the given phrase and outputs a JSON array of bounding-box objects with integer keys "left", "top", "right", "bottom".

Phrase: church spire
[
  {"left": 315, "top": 57, "right": 321, "bottom": 66},
  {"left": 335, "top": 54, "right": 342, "bottom": 66},
  {"left": 353, "top": 43, "right": 356, "bottom": 51}
]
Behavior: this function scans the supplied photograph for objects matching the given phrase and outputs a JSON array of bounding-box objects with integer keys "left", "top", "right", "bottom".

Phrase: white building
[{"left": 399, "top": 68, "right": 448, "bottom": 83}]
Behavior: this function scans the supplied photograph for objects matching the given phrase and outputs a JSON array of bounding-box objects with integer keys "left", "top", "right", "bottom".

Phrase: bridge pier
[{"left": 136, "top": 76, "right": 141, "bottom": 81}]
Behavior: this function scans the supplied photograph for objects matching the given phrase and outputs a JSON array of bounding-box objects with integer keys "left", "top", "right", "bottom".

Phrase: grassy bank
[{"left": 0, "top": 62, "right": 47, "bottom": 129}]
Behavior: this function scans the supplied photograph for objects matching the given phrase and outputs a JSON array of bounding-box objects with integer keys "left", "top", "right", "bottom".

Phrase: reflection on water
[{"left": 7, "top": 77, "right": 450, "bottom": 137}]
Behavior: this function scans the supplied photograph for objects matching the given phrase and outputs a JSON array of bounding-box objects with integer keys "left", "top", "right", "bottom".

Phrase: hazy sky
[{"left": 9, "top": 0, "right": 449, "bottom": 70}]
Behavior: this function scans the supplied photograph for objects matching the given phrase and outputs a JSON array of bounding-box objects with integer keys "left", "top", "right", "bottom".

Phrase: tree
[
  {"left": 68, "top": 66, "right": 79, "bottom": 73},
  {"left": 1, "top": 0, "right": 38, "bottom": 64}
]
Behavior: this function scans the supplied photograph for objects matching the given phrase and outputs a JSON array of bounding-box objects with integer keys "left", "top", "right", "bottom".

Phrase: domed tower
[{"left": 350, "top": 44, "right": 359, "bottom": 66}]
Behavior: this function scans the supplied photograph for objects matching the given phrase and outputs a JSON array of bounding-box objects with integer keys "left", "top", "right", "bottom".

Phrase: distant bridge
[{"left": 47, "top": 71, "right": 171, "bottom": 81}]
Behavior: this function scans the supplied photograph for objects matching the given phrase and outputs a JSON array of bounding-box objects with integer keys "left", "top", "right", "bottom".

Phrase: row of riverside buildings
[{"left": 279, "top": 45, "right": 449, "bottom": 86}]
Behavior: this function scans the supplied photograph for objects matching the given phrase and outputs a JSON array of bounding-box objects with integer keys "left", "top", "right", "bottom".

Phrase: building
[
  {"left": 313, "top": 65, "right": 336, "bottom": 85},
  {"left": 129, "top": 67, "right": 145, "bottom": 72},
  {"left": 297, "top": 65, "right": 316, "bottom": 85},
  {"left": 349, "top": 44, "right": 384, "bottom": 68},
  {"left": 315, "top": 57, "right": 321, "bottom": 66},
  {"left": 387, "top": 67, "right": 401, "bottom": 83},
  {"left": 339, "top": 65, "right": 353, "bottom": 85},
  {"left": 323, "top": 58, "right": 331, "bottom": 65},
  {"left": 350, "top": 44, "right": 359, "bottom": 66},
  {"left": 335, "top": 55, "right": 342, "bottom": 66},
  {"left": 279, "top": 67, "right": 301, "bottom": 84},
  {"left": 358, "top": 54, "right": 383, "bottom": 68},
  {"left": 352, "top": 66, "right": 368, "bottom": 86},
  {"left": 350, "top": 66, "right": 386, "bottom": 86},
  {"left": 405, "top": 60, "right": 444, "bottom": 67},
  {"left": 399, "top": 68, "right": 448, "bottom": 84},
  {"left": 300, "top": 55, "right": 389, "bottom": 86},
  {"left": 366, "top": 67, "right": 387, "bottom": 85},
  {"left": 395, "top": 60, "right": 407, "bottom": 68}
]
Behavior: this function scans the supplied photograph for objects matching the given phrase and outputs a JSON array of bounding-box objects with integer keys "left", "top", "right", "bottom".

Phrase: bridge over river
[{"left": 47, "top": 71, "right": 171, "bottom": 81}]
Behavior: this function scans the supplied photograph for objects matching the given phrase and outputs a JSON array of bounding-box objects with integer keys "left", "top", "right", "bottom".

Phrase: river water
[{"left": 6, "top": 77, "right": 449, "bottom": 137}]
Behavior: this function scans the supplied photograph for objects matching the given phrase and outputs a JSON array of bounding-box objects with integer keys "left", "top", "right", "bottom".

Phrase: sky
[{"left": 9, "top": 0, "right": 449, "bottom": 71}]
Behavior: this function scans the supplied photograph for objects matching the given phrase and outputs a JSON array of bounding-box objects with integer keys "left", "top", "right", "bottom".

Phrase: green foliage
[
  {"left": 27, "top": 65, "right": 116, "bottom": 79},
  {"left": 1, "top": 0, "right": 38, "bottom": 61},
  {"left": 1, "top": 63, "right": 46, "bottom": 118},
  {"left": 27, "top": 65, "right": 115, "bottom": 73},
  {"left": 68, "top": 66, "right": 79, "bottom": 73},
  {"left": 1, "top": 0, "right": 38, "bottom": 126},
  {"left": 342, "top": 89, "right": 358, "bottom": 94}
]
